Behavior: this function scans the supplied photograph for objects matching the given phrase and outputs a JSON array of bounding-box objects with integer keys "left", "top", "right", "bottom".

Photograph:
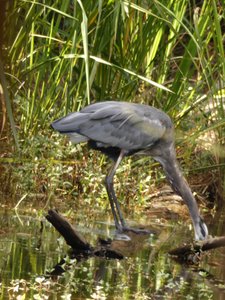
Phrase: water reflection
[{"left": 0, "top": 208, "right": 225, "bottom": 299}]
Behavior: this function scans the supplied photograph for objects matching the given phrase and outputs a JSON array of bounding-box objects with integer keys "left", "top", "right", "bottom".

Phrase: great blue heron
[{"left": 52, "top": 101, "right": 208, "bottom": 240}]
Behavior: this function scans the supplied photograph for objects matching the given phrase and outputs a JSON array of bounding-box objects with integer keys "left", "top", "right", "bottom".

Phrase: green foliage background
[
  {"left": 1, "top": 3, "right": 225, "bottom": 298},
  {"left": 1, "top": 0, "right": 225, "bottom": 207}
]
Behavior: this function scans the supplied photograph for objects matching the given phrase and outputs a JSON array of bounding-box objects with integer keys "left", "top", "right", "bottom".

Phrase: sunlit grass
[{"left": 1, "top": 0, "right": 225, "bottom": 203}]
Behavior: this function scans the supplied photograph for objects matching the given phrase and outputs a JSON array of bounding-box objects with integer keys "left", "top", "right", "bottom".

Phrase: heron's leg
[
  {"left": 105, "top": 150, "right": 126, "bottom": 230},
  {"left": 105, "top": 178, "right": 121, "bottom": 231}
]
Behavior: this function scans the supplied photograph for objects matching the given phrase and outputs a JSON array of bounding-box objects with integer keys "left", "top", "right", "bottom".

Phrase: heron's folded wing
[
  {"left": 51, "top": 102, "right": 170, "bottom": 149},
  {"left": 79, "top": 104, "right": 167, "bottom": 150}
]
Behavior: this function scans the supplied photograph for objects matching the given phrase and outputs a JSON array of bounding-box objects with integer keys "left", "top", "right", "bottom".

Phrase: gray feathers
[{"left": 51, "top": 101, "right": 173, "bottom": 151}]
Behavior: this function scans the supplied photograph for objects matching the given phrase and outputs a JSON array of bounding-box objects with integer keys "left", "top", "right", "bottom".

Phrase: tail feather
[
  {"left": 51, "top": 112, "right": 89, "bottom": 144},
  {"left": 51, "top": 112, "right": 89, "bottom": 133}
]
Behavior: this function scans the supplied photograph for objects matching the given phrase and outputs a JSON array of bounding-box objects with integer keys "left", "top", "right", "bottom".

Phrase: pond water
[{"left": 0, "top": 205, "right": 225, "bottom": 299}]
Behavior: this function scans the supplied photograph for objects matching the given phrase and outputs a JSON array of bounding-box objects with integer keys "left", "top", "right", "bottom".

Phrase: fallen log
[
  {"left": 46, "top": 209, "right": 124, "bottom": 259},
  {"left": 169, "top": 236, "right": 225, "bottom": 264},
  {"left": 46, "top": 209, "right": 92, "bottom": 254}
]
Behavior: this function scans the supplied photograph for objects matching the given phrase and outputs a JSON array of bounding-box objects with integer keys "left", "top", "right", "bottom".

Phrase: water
[{"left": 0, "top": 207, "right": 225, "bottom": 299}]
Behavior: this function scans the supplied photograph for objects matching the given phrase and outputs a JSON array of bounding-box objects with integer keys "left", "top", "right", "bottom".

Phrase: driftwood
[
  {"left": 46, "top": 209, "right": 225, "bottom": 267},
  {"left": 46, "top": 209, "right": 92, "bottom": 254},
  {"left": 46, "top": 209, "right": 125, "bottom": 276},
  {"left": 46, "top": 209, "right": 143, "bottom": 260},
  {"left": 169, "top": 236, "right": 225, "bottom": 255},
  {"left": 169, "top": 236, "right": 225, "bottom": 264}
]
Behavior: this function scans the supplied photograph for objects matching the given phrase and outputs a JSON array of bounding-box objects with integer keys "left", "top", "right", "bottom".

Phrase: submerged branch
[
  {"left": 46, "top": 209, "right": 124, "bottom": 259},
  {"left": 169, "top": 236, "right": 225, "bottom": 264},
  {"left": 46, "top": 209, "right": 92, "bottom": 253}
]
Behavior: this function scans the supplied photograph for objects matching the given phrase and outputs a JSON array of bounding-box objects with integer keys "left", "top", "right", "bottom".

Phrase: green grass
[{"left": 1, "top": 0, "right": 225, "bottom": 206}]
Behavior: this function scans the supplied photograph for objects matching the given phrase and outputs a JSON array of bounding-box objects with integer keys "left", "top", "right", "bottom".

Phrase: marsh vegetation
[{"left": 0, "top": 0, "right": 225, "bottom": 298}]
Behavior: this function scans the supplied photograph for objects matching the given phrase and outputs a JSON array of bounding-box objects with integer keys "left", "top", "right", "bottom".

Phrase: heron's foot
[{"left": 114, "top": 232, "right": 132, "bottom": 241}]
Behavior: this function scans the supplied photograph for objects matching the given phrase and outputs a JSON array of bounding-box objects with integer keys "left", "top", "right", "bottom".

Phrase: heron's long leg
[{"left": 105, "top": 149, "right": 126, "bottom": 230}]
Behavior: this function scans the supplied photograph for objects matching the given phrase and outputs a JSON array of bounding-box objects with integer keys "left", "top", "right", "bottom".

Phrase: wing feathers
[{"left": 52, "top": 102, "right": 172, "bottom": 150}]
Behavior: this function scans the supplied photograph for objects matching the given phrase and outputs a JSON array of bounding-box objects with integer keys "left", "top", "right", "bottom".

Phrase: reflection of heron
[{"left": 52, "top": 101, "right": 208, "bottom": 240}]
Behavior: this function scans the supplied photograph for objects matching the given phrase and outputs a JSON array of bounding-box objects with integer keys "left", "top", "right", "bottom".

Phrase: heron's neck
[{"left": 155, "top": 151, "right": 200, "bottom": 224}]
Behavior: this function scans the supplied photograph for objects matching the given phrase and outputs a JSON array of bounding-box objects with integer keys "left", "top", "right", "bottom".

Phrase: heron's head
[{"left": 194, "top": 217, "right": 208, "bottom": 241}]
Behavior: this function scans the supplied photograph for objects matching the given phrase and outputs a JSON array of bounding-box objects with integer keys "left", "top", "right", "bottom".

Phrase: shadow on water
[{"left": 0, "top": 205, "right": 225, "bottom": 299}]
